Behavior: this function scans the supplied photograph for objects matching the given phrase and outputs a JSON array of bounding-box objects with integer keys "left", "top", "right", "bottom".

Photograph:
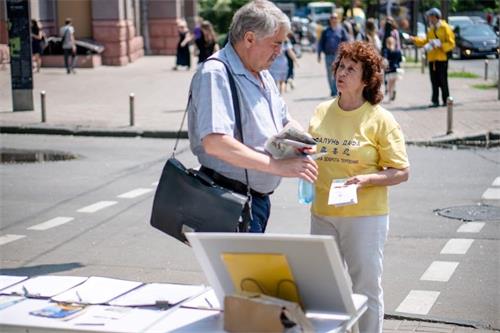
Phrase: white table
[{"left": 0, "top": 277, "right": 367, "bottom": 333}]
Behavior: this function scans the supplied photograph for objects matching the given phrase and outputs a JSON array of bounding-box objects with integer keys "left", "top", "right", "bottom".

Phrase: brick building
[{"left": 0, "top": 0, "right": 197, "bottom": 66}]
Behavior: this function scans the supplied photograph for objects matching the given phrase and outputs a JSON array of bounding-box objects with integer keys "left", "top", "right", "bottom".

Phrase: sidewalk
[
  {"left": 1, "top": 54, "right": 499, "bottom": 333},
  {"left": 1, "top": 52, "right": 499, "bottom": 143}
]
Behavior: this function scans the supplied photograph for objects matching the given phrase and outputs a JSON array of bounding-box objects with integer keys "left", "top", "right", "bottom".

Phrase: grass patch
[
  {"left": 471, "top": 82, "right": 497, "bottom": 90},
  {"left": 449, "top": 71, "right": 480, "bottom": 78}
]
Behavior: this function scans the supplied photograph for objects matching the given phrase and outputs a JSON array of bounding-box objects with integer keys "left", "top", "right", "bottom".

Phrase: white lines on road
[
  {"left": 0, "top": 234, "right": 26, "bottom": 246},
  {"left": 27, "top": 217, "right": 75, "bottom": 231},
  {"left": 77, "top": 201, "right": 117, "bottom": 213},
  {"left": 440, "top": 238, "right": 474, "bottom": 255},
  {"left": 492, "top": 177, "right": 500, "bottom": 187},
  {"left": 420, "top": 261, "right": 459, "bottom": 282},
  {"left": 395, "top": 290, "right": 440, "bottom": 315},
  {"left": 117, "top": 188, "right": 153, "bottom": 199},
  {"left": 481, "top": 187, "right": 500, "bottom": 200},
  {"left": 457, "top": 222, "right": 485, "bottom": 233}
]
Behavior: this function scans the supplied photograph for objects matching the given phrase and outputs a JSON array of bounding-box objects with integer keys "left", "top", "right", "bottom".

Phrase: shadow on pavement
[{"left": 0, "top": 262, "right": 84, "bottom": 276}]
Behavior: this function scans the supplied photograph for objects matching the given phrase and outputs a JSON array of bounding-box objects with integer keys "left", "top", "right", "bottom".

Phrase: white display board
[{"left": 186, "top": 233, "right": 358, "bottom": 316}]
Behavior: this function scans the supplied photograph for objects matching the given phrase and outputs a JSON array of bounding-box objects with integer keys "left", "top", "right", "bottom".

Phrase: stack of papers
[
  {"left": 109, "top": 283, "right": 206, "bottom": 307},
  {"left": 0, "top": 275, "right": 28, "bottom": 292},
  {"left": 51, "top": 276, "right": 142, "bottom": 305},
  {"left": 1, "top": 276, "right": 88, "bottom": 298}
]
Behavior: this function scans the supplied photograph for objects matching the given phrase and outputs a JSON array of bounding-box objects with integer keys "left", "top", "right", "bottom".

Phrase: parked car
[
  {"left": 452, "top": 23, "right": 499, "bottom": 59},
  {"left": 469, "top": 16, "right": 487, "bottom": 24},
  {"left": 448, "top": 16, "right": 474, "bottom": 31}
]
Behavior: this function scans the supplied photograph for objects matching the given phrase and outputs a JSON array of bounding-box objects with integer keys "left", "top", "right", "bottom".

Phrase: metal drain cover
[{"left": 435, "top": 204, "right": 500, "bottom": 222}]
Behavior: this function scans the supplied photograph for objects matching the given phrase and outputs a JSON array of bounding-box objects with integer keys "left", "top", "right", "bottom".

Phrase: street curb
[
  {"left": 385, "top": 312, "right": 500, "bottom": 331},
  {"left": 1, "top": 125, "right": 499, "bottom": 149},
  {"left": 0, "top": 125, "right": 188, "bottom": 139}
]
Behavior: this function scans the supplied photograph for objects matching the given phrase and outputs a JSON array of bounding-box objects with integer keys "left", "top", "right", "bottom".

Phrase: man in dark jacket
[{"left": 317, "top": 13, "right": 349, "bottom": 96}]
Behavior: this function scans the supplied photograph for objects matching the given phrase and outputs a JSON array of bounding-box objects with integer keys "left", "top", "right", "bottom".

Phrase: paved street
[
  {"left": 1, "top": 52, "right": 499, "bottom": 332},
  {"left": 1, "top": 53, "right": 499, "bottom": 142}
]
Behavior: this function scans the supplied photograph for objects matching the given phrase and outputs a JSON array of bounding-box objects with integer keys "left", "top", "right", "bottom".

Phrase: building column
[
  {"left": 0, "top": 0, "right": 7, "bottom": 44},
  {"left": 148, "top": 0, "right": 180, "bottom": 55},
  {"left": 91, "top": 0, "right": 143, "bottom": 66}
]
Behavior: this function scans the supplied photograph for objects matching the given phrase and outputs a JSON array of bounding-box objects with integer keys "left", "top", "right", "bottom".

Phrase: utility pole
[
  {"left": 441, "top": 0, "right": 449, "bottom": 21},
  {"left": 6, "top": 0, "right": 34, "bottom": 111}
]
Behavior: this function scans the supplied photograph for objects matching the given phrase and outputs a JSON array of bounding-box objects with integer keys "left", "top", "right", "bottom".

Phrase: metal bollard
[
  {"left": 421, "top": 54, "right": 426, "bottom": 74},
  {"left": 41, "top": 91, "right": 46, "bottom": 123},
  {"left": 484, "top": 59, "right": 488, "bottom": 81},
  {"left": 446, "top": 96, "right": 454, "bottom": 135},
  {"left": 129, "top": 93, "right": 135, "bottom": 127}
]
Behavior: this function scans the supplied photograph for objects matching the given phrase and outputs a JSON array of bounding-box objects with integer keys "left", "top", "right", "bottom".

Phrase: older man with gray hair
[{"left": 188, "top": 0, "right": 318, "bottom": 233}]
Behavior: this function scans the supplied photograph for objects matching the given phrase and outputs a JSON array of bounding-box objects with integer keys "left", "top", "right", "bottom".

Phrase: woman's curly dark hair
[{"left": 332, "top": 41, "right": 384, "bottom": 105}]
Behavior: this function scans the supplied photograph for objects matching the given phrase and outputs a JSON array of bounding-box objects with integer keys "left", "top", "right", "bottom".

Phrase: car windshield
[
  {"left": 461, "top": 24, "right": 497, "bottom": 38},
  {"left": 449, "top": 18, "right": 473, "bottom": 29}
]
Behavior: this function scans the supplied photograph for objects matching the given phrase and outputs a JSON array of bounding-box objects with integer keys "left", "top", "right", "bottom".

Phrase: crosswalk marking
[
  {"left": 420, "top": 261, "right": 459, "bottom": 282},
  {"left": 440, "top": 238, "right": 474, "bottom": 255},
  {"left": 117, "top": 188, "right": 153, "bottom": 199},
  {"left": 77, "top": 201, "right": 117, "bottom": 213},
  {"left": 0, "top": 234, "right": 26, "bottom": 246},
  {"left": 28, "top": 217, "right": 74, "bottom": 231},
  {"left": 457, "top": 222, "right": 485, "bottom": 233},
  {"left": 492, "top": 177, "right": 500, "bottom": 187},
  {"left": 481, "top": 188, "right": 500, "bottom": 200},
  {"left": 396, "top": 290, "right": 440, "bottom": 315}
]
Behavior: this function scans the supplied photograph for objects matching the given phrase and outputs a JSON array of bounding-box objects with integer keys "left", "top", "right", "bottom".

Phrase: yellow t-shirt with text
[{"left": 308, "top": 98, "right": 409, "bottom": 217}]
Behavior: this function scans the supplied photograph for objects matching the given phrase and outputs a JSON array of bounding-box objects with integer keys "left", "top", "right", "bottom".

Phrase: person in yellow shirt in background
[
  {"left": 308, "top": 41, "right": 409, "bottom": 333},
  {"left": 410, "top": 8, "right": 455, "bottom": 107}
]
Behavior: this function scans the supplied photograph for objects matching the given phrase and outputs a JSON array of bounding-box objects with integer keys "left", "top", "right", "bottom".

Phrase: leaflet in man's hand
[
  {"left": 265, "top": 124, "right": 316, "bottom": 159},
  {"left": 328, "top": 179, "right": 358, "bottom": 207}
]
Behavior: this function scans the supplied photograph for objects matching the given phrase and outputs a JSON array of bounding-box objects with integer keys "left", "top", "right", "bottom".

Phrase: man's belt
[{"left": 199, "top": 166, "right": 273, "bottom": 198}]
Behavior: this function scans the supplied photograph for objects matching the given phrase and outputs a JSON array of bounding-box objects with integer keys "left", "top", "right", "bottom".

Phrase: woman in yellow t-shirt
[{"left": 308, "top": 41, "right": 409, "bottom": 333}]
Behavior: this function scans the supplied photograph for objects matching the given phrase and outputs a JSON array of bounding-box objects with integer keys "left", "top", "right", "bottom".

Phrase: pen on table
[
  {"left": 204, "top": 297, "right": 213, "bottom": 308},
  {"left": 75, "top": 290, "right": 82, "bottom": 302}
]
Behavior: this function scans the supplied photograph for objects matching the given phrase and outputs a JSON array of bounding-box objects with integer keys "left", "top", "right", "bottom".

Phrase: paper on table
[
  {"left": 0, "top": 275, "right": 28, "bottom": 292},
  {"left": 328, "top": 179, "right": 358, "bottom": 207},
  {"left": 0, "top": 295, "right": 25, "bottom": 310},
  {"left": 51, "top": 276, "right": 143, "bottom": 305},
  {"left": 180, "top": 288, "right": 221, "bottom": 310},
  {"left": 1, "top": 275, "right": 88, "bottom": 298},
  {"left": 109, "top": 283, "right": 206, "bottom": 307}
]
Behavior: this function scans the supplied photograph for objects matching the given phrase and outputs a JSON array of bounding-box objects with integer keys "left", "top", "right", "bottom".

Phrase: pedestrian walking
[
  {"left": 173, "top": 19, "right": 192, "bottom": 70},
  {"left": 381, "top": 16, "right": 401, "bottom": 54},
  {"left": 31, "top": 19, "right": 45, "bottom": 73},
  {"left": 308, "top": 41, "right": 409, "bottom": 333},
  {"left": 187, "top": 0, "right": 318, "bottom": 233},
  {"left": 365, "top": 18, "right": 381, "bottom": 53},
  {"left": 409, "top": 8, "right": 455, "bottom": 107},
  {"left": 59, "top": 18, "right": 76, "bottom": 74},
  {"left": 317, "top": 13, "right": 349, "bottom": 97},
  {"left": 194, "top": 20, "right": 219, "bottom": 64},
  {"left": 269, "top": 37, "right": 298, "bottom": 94},
  {"left": 383, "top": 36, "right": 403, "bottom": 102}
]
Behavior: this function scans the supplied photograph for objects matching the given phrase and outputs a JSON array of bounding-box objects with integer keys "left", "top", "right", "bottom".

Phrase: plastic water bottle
[{"left": 298, "top": 179, "right": 315, "bottom": 204}]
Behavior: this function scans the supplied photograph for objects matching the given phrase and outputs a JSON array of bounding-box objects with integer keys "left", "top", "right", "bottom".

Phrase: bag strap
[{"left": 173, "top": 58, "right": 252, "bottom": 199}]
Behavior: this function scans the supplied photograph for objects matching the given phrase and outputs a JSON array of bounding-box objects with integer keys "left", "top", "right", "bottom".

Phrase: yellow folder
[{"left": 221, "top": 252, "right": 301, "bottom": 304}]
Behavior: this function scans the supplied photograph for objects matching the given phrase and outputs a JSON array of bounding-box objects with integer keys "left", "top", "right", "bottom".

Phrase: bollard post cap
[{"left": 446, "top": 96, "right": 454, "bottom": 104}]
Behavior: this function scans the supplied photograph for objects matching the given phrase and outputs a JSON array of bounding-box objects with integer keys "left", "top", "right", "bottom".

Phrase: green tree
[{"left": 198, "top": 0, "right": 249, "bottom": 35}]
